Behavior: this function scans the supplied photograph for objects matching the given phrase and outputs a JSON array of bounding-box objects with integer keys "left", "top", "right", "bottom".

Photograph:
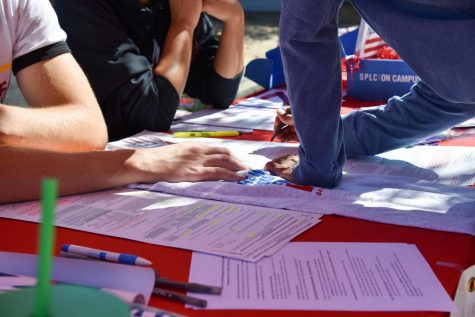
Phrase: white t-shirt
[{"left": 0, "top": 0, "right": 67, "bottom": 101}]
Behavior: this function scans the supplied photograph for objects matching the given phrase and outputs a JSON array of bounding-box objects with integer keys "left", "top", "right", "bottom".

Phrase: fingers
[
  {"left": 276, "top": 108, "right": 294, "bottom": 126},
  {"left": 279, "top": 126, "right": 299, "bottom": 142},
  {"left": 179, "top": 142, "right": 248, "bottom": 170},
  {"left": 201, "top": 144, "right": 232, "bottom": 155},
  {"left": 203, "top": 153, "right": 248, "bottom": 171},
  {"left": 198, "top": 145, "right": 248, "bottom": 170},
  {"left": 194, "top": 167, "right": 244, "bottom": 182},
  {"left": 264, "top": 155, "right": 298, "bottom": 182},
  {"left": 172, "top": 165, "right": 244, "bottom": 183}
]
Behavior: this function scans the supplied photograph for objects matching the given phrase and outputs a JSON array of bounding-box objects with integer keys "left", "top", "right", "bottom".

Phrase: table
[
  {"left": 1, "top": 213, "right": 473, "bottom": 317},
  {"left": 1, "top": 126, "right": 474, "bottom": 317},
  {"left": 4, "top": 80, "right": 475, "bottom": 314}
]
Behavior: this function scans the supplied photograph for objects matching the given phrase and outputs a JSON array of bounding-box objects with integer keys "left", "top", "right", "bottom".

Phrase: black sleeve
[
  {"left": 184, "top": 15, "right": 242, "bottom": 109},
  {"left": 54, "top": 0, "right": 179, "bottom": 141},
  {"left": 12, "top": 42, "right": 70, "bottom": 74}
]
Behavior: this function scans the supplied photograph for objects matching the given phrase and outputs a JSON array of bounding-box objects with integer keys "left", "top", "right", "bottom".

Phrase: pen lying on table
[
  {"left": 58, "top": 245, "right": 222, "bottom": 308},
  {"left": 61, "top": 244, "right": 152, "bottom": 266},
  {"left": 153, "top": 287, "right": 208, "bottom": 308},
  {"left": 59, "top": 249, "right": 221, "bottom": 294},
  {"left": 130, "top": 302, "right": 186, "bottom": 317},
  {"left": 155, "top": 277, "right": 222, "bottom": 295}
]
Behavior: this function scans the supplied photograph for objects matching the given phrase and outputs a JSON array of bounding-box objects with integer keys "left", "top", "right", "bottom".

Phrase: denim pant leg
[
  {"left": 280, "top": 0, "right": 346, "bottom": 187},
  {"left": 343, "top": 81, "right": 475, "bottom": 157},
  {"left": 343, "top": 0, "right": 475, "bottom": 157}
]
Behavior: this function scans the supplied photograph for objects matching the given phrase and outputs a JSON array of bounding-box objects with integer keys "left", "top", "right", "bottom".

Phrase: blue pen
[{"left": 61, "top": 244, "right": 152, "bottom": 266}]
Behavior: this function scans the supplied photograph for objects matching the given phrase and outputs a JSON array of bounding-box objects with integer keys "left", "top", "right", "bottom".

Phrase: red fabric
[{"left": 0, "top": 214, "right": 472, "bottom": 317}]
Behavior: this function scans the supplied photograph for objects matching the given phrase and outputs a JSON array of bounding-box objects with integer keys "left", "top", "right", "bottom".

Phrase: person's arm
[
  {"left": 184, "top": 1, "right": 244, "bottom": 109},
  {"left": 53, "top": 0, "right": 203, "bottom": 141},
  {"left": 0, "top": 53, "right": 108, "bottom": 152},
  {"left": 153, "top": 0, "right": 203, "bottom": 95},
  {"left": 203, "top": 0, "right": 244, "bottom": 79},
  {"left": 0, "top": 142, "right": 246, "bottom": 204}
]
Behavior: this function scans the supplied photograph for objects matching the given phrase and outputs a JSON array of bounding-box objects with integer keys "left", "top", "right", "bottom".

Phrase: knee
[{"left": 280, "top": 0, "right": 341, "bottom": 42}]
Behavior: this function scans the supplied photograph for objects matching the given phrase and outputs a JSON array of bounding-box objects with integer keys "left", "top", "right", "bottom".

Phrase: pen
[
  {"left": 61, "top": 244, "right": 152, "bottom": 266},
  {"left": 153, "top": 287, "right": 207, "bottom": 308},
  {"left": 173, "top": 131, "right": 240, "bottom": 138},
  {"left": 270, "top": 107, "right": 292, "bottom": 142},
  {"left": 130, "top": 302, "right": 185, "bottom": 317},
  {"left": 155, "top": 277, "right": 222, "bottom": 295},
  {"left": 58, "top": 250, "right": 93, "bottom": 261}
]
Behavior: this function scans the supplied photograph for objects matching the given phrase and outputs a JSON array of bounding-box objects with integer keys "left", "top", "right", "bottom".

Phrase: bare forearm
[
  {"left": 0, "top": 142, "right": 246, "bottom": 204},
  {"left": 213, "top": 12, "right": 244, "bottom": 78},
  {"left": 153, "top": 25, "right": 194, "bottom": 95},
  {"left": 0, "top": 146, "right": 140, "bottom": 203},
  {"left": 0, "top": 103, "right": 107, "bottom": 151},
  {"left": 4, "top": 53, "right": 109, "bottom": 151}
]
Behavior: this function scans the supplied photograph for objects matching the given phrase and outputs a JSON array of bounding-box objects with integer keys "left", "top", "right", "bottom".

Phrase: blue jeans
[{"left": 280, "top": 0, "right": 475, "bottom": 187}]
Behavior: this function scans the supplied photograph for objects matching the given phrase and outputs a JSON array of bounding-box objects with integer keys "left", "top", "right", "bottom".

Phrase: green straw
[{"left": 34, "top": 178, "right": 58, "bottom": 317}]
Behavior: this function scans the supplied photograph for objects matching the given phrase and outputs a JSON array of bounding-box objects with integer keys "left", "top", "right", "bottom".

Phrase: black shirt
[{"left": 54, "top": 0, "right": 242, "bottom": 140}]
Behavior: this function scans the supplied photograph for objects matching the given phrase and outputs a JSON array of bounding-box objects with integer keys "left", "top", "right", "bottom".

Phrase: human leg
[{"left": 280, "top": 0, "right": 346, "bottom": 187}]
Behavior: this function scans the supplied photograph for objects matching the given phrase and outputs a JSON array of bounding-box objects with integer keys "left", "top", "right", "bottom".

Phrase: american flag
[{"left": 354, "top": 20, "right": 386, "bottom": 59}]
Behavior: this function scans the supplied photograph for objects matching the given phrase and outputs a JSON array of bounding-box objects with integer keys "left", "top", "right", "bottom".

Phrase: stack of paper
[
  {"left": 188, "top": 242, "right": 456, "bottom": 312},
  {"left": 178, "top": 88, "right": 290, "bottom": 131},
  {"left": 0, "top": 190, "right": 320, "bottom": 262},
  {"left": 127, "top": 135, "right": 475, "bottom": 236}
]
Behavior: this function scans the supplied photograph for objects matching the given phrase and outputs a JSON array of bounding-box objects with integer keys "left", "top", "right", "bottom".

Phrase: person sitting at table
[
  {"left": 0, "top": 0, "right": 246, "bottom": 204},
  {"left": 53, "top": 0, "right": 245, "bottom": 141},
  {"left": 266, "top": 0, "right": 475, "bottom": 187}
]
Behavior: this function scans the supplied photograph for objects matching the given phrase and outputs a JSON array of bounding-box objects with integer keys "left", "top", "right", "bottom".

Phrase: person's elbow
[
  {"left": 80, "top": 101, "right": 109, "bottom": 150},
  {"left": 202, "top": 79, "right": 241, "bottom": 109},
  {"left": 88, "top": 119, "right": 108, "bottom": 149},
  {"left": 205, "top": 94, "right": 235, "bottom": 110},
  {"left": 204, "top": 71, "right": 242, "bottom": 109}
]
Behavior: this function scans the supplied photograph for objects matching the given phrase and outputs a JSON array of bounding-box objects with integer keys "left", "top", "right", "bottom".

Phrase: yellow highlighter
[{"left": 173, "top": 131, "right": 240, "bottom": 138}]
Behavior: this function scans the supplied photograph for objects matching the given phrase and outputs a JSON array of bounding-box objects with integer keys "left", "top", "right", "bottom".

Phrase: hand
[
  {"left": 169, "top": 0, "right": 203, "bottom": 29},
  {"left": 130, "top": 142, "right": 248, "bottom": 183},
  {"left": 202, "top": 0, "right": 243, "bottom": 23},
  {"left": 273, "top": 108, "right": 299, "bottom": 142},
  {"left": 264, "top": 154, "right": 299, "bottom": 182}
]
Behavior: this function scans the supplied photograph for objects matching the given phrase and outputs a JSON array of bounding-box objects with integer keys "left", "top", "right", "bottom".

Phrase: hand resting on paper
[
  {"left": 0, "top": 142, "right": 247, "bottom": 203},
  {"left": 273, "top": 108, "right": 299, "bottom": 142},
  {"left": 264, "top": 154, "right": 299, "bottom": 182},
  {"left": 128, "top": 142, "right": 247, "bottom": 183}
]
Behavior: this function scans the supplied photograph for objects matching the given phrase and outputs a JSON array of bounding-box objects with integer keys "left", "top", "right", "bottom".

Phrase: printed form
[
  {"left": 188, "top": 242, "right": 456, "bottom": 312},
  {"left": 126, "top": 135, "right": 475, "bottom": 236},
  {"left": 0, "top": 189, "right": 320, "bottom": 262}
]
